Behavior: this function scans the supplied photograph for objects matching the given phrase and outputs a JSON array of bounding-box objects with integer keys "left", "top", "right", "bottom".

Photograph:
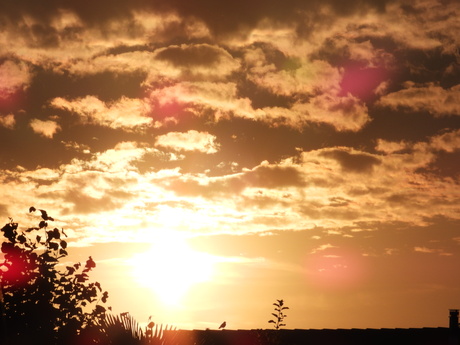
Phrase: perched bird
[{"left": 219, "top": 321, "right": 226, "bottom": 330}]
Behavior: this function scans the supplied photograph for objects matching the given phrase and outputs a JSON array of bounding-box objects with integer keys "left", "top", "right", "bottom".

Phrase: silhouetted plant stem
[{"left": 268, "top": 299, "right": 289, "bottom": 330}]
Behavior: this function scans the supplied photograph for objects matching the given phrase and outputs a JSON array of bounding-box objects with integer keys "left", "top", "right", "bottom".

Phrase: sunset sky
[{"left": 1, "top": 0, "right": 459, "bottom": 331}]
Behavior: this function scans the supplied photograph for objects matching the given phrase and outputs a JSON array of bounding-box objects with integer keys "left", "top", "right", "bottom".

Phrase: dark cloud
[
  {"left": 320, "top": 149, "right": 381, "bottom": 173},
  {"left": 243, "top": 165, "right": 305, "bottom": 188},
  {"left": 62, "top": 189, "right": 133, "bottom": 214},
  {"left": 418, "top": 151, "right": 460, "bottom": 178},
  {"left": 155, "top": 44, "right": 227, "bottom": 67},
  {"left": 156, "top": 0, "right": 392, "bottom": 36},
  {"left": 166, "top": 164, "right": 304, "bottom": 198},
  {"left": 28, "top": 23, "right": 61, "bottom": 48},
  {"left": 0, "top": 0, "right": 394, "bottom": 37},
  {"left": 297, "top": 201, "right": 362, "bottom": 221}
]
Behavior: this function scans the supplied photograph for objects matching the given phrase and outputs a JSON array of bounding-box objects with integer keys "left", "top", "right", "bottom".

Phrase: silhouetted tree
[
  {"left": 0, "top": 208, "right": 109, "bottom": 345},
  {"left": 268, "top": 299, "right": 289, "bottom": 330}
]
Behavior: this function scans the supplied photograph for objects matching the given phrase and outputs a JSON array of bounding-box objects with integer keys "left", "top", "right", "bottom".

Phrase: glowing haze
[{"left": 0, "top": 0, "right": 459, "bottom": 331}]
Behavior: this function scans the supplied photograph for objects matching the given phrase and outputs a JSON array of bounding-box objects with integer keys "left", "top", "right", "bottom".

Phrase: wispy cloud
[{"left": 377, "top": 83, "right": 460, "bottom": 117}]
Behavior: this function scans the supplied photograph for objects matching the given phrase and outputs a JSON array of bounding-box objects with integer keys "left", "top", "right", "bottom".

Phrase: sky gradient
[{"left": 0, "top": 0, "right": 459, "bottom": 331}]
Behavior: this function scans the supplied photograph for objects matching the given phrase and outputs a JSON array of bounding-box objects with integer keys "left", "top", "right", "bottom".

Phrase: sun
[{"left": 129, "top": 231, "right": 214, "bottom": 306}]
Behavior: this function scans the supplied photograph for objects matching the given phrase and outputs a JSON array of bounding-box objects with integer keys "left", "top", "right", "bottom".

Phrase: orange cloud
[
  {"left": 29, "top": 119, "right": 61, "bottom": 138},
  {"left": 377, "top": 83, "right": 460, "bottom": 117},
  {"left": 0, "top": 114, "right": 15, "bottom": 129},
  {"left": 155, "top": 130, "right": 220, "bottom": 154},
  {"left": 51, "top": 96, "right": 152, "bottom": 131},
  {"left": 0, "top": 60, "right": 31, "bottom": 99}
]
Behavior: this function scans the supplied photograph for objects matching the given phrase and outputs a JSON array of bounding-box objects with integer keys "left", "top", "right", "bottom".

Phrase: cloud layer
[{"left": 0, "top": 0, "right": 459, "bottom": 330}]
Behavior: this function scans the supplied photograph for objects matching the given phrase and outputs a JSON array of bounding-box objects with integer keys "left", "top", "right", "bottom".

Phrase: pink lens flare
[
  {"left": 303, "top": 247, "right": 370, "bottom": 291},
  {"left": 339, "top": 62, "right": 389, "bottom": 101}
]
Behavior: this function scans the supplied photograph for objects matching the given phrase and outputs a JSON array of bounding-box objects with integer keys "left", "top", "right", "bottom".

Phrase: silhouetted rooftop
[{"left": 164, "top": 327, "right": 459, "bottom": 345}]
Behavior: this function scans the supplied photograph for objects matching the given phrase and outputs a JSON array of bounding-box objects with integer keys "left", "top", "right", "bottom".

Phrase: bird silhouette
[{"left": 219, "top": 321, "right": 226, "bottom": 329}]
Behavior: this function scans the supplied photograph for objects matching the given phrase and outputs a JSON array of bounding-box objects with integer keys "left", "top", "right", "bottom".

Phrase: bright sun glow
[{"left": 129, "top": 231, "right": 214, "bottom": 306}]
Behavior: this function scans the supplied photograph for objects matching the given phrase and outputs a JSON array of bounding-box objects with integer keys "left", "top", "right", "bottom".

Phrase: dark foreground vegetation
[{"left": 0, "top": 208, "right": 175, "bottom": 345}]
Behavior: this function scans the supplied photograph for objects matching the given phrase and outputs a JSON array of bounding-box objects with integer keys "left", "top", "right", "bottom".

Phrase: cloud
[
  {"left": 153, "top": 136, "right": 459, "bottom": 231},
  {"left": 377, "top": 83, "right": 460, "bottom": 117},
  {"left": 375, "top": 139, "right": 409, "bottom": 154},
  {"left": 430, "top": 129, "right": 460, "bottom": 153},
  {"left": 375, "top": 129, "right": 460, "bottom": 157},
  {"left": 148, "top": 81, "right": 257, "bottom": 123},
  {"left": 242, "top": 163, "right": 305, "bottom": 189},
  {"left": 319, "top": 148, "right": 381, "bottom": 173},
  {"left": 155, "top": 130, "right": 220, "bottom": 154},
  {"left": 0, "top": 60, "right": 31, "bottom": 99},
  {"left": 64, "top": 42, "right": 240, "bottom": 81},
  {"left": 29, "top": 119, "right": 61, "bottom": 138},
  {"left": 149, "top": 79, "right": 369, "bottom": 132},
  {"left": 244, "top": 53, "right": 342, "bottom": 96},
  {"left": 311, "top": 243, "right": 336, "bottom": 254},
  {"left": 63, "top": 188, "right": 133, "bottom": 215},
  {"left": 0, "top": 0, "right": 393, "bottom": 39},
  {"left": 414, "top": 246, "right": 451, "bottom": 256},
  {"left": 153, "top": 43, "right": 240, "bottom": 80},
  {"left": 50, "top": 96, "right": 152, "bottom": 131},
  {"left": 0, "top": 0, "right": 458, "bottom": 253},
  {"left": 0, "top": 114, "right": 15, "bottom": 129},
  {"left": 292, "top": 93, "right": 370, "bottom": 132},
  {"left": 82, "top": 141, "right": 151, "bottom": 173}
]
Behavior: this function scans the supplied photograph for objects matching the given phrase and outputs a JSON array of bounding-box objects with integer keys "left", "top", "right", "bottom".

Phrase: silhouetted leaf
[
  {"left": 85, "top": 256, "right": 96, "bottom": 270},
  {"left": 29, "top": 206, "right": 36, "bottom": 213},
  {"left": 39, "top": 220, "right": 47, "bottom": 229},
  {"left": 1, "top": 242, "right": 14, "bottom": 253},
  {"left": 60, "top": 240, "right": 67, "bottom": 249},
  {"left": 25, "top": 227, "right": 39, "bottom": 232},
  {"left": 95, "top": 305, "right": 106, "bottom": 314},
  {"left": 17, "top": 234, "right": 26, "bottom": 244},
  {"left": 2, "top": 223, "right": 17, "bottom": 241},
  {"left": 49, "top": 242, "right": 59, "bottom": 250},
  {"left": 52, "top": 228, "right": 60, "bottom": 239},
  {"left": 39, "top": 209, "right": 49, "bottom": 220}
]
